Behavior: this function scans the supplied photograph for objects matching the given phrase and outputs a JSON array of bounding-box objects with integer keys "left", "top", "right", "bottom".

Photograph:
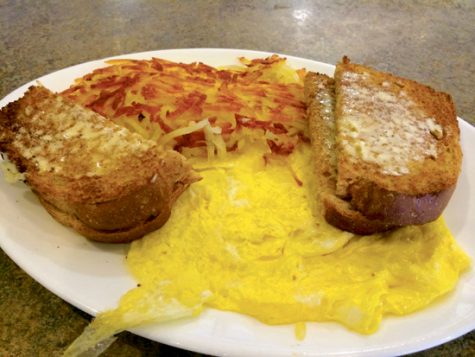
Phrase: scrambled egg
[{"left": 66, "top": 144, "right": 470, "bottom": 355}]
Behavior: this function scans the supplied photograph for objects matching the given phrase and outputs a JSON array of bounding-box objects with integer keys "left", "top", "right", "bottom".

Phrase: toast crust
[
  {"left": 348, "top": 180, "right": 456, "bottom": 226},
  {"left": 323, "top": 195, "right": 393, "bottom": 235},
  {"left": 39, "top": 197, "right": 172, "bottom": 243},
  {"left": 0, "top": 86, "right": 199, "bottom": 242}
]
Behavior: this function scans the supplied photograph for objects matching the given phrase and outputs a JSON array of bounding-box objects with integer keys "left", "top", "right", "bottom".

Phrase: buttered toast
[
  {"left": 0, "top": 86, "right": 200, "bottom": 243},
  {"left": 305, "top": 72, "right": 395, "bottom": 234},
  {"left": 305, "top": 57, "right": 462, "bottom": 234}
]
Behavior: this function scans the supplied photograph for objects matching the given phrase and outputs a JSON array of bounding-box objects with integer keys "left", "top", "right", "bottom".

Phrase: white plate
[{"left": 0, "top": 49, "right": 474, "bottom": 357}]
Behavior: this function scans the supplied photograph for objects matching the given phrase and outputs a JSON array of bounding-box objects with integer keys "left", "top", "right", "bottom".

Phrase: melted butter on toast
[{"left": 12, "top": 91, "right": 154, "bottom": 177}]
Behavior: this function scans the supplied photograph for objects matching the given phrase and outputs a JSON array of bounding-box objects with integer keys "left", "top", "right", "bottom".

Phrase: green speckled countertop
[{"left": 0, "top": 1, "right": 474, "bottom": 356}]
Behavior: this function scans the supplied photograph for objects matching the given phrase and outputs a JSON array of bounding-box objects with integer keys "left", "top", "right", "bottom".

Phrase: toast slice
[
  {"left": 305, "top": 72, "right": 395, "bottom": 234},
  {"left": 0, "top": 86, "right": 200, "bottom": 243},
  {"left": 305, "top": 57, "right": 462, "bottom": 233}
]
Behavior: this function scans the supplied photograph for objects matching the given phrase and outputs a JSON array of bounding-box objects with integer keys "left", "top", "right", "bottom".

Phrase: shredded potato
[{"left": 62, "top": 55, "right": 307, "bottom": 159}]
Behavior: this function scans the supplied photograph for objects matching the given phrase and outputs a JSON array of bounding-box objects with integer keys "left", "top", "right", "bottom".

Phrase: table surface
[{"left": 1, "top": 1, "right": 474, "bottom": 356}]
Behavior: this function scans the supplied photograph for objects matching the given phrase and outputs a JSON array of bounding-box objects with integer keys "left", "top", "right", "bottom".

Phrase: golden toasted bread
[
  {"left": 0, "top": 86, "right": 200, "bottom": 243},
  {"left": 305, "top": 57, "right": 462, "bottom": 233},
  {"left": 305, "top": 72, "right": 394, "bottom": 234}
]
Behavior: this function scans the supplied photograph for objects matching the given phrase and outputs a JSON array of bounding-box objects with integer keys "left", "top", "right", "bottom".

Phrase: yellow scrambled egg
[{"left": 66, "top": 144, "right": 470, "bottom": 355}]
